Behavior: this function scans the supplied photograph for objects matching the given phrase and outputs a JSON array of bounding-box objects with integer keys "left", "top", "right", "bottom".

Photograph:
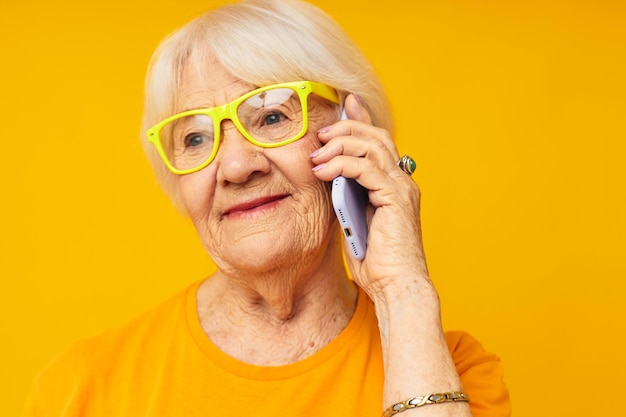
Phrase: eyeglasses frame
[{"left": 146, "top": 80, "right": 340, "bottom": 175}]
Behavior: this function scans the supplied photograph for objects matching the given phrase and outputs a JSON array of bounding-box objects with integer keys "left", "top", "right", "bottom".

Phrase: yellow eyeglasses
[{"left": 146, "top": 81, "right": 340, "bottom": 175}]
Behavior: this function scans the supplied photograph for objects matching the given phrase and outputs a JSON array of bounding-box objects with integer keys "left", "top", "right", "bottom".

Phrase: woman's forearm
[{"left": 373, "top": 281, "right": 472, "bottom": 417}]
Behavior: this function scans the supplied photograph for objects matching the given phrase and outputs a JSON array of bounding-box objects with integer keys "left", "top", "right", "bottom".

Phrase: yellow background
[{"left": 1, "top": 0, "right": 624, "bottom": 415}]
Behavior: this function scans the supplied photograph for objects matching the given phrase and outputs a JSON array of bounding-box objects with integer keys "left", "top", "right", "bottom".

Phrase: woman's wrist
[
  {"left": 367, "top": 273, "right": 441, "bottom": 318},
  {"left": 373, "top": 285, "right": 443, "bottom": 349}
]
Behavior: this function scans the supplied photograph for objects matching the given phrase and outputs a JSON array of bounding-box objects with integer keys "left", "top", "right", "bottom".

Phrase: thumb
[{"left": 344, "top": 93, "right": 373, "bottom": 125}]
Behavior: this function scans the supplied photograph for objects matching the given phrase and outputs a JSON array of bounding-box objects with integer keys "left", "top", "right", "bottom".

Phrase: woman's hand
[
  {"left": 311, "top": 94, "right": 432, "bottom": 302},
  {"left": 311, "top": 94, "right": 471, "bottom": 416}
]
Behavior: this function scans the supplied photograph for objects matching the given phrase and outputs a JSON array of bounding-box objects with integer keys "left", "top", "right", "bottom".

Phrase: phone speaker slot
[{"left": 337, "top": 208, "right": 346, "bottom": 223}]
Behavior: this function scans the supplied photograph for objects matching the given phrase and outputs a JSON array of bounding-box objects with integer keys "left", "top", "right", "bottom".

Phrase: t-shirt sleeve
[
  {"left": 446, "top": 331, "right": 511, "bottom": 417},
  {"left": 20, "top": 341, "right": 86, "bottom": 417}
]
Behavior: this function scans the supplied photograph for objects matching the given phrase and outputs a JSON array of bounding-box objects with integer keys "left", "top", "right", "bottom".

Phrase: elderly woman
[{"left": 22, "top": 0, "right": 510, "bottom": 416}]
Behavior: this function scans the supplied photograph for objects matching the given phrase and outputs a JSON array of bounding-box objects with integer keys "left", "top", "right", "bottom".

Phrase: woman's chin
[
  {"left": 207, "top": 230, "right": 305, "bottom": 271},
  {"left": 209, "top": 225, "right": 334, "bottom": 276}
]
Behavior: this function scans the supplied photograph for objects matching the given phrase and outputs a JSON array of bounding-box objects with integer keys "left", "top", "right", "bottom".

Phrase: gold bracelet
[{"left": 382, "top": 392, "right": 469, "bottom": 417}]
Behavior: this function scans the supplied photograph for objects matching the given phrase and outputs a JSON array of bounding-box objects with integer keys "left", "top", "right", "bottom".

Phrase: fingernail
[
  {"left": 310, "top": 147, "right": 326, "bottom": 158},
  {"left": 317, "top": 126, "right": 331, "bottom": 133},
  {"left": 354, "top": 94, "right": 362, "bottom": 105},
  {"left": 311, "top": 163, "right": 326, "bottom": 172}
]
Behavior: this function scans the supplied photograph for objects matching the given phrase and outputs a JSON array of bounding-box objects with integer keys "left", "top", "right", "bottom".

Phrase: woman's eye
[
  {"left": 264, "top": 112, "right": 286, "bottom": 126},
  {"left": 185, "top": 133, "right": 206, "bottom": 147}
]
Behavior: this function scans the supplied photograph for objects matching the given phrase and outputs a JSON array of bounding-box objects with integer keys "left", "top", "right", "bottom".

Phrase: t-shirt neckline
[{"left": 184, "top": 279, "right": 370, "bottom": 380}]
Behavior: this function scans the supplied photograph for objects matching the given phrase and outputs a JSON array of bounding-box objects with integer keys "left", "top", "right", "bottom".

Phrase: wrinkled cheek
[{"left": 291, "top": 182, "right": 336, "bottom": 253}]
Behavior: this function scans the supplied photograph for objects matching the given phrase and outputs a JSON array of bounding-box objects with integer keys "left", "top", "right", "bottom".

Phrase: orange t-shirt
[{"left": 22, "top": 280, "right": 511, "bottom": 416}]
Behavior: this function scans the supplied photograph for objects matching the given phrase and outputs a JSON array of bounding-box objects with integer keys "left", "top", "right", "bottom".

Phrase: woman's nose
[{"left": 214, "top": 121, "right": 271, "bottom": 185}]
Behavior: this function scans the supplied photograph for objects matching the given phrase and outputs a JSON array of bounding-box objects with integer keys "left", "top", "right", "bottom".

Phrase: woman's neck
[{"left": 196, "top": 236, "right": 358, "bottom": 365}]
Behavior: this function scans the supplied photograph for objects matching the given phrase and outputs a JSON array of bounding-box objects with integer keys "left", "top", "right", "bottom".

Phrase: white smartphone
[
  {"left": 331, "top": 108, "right": 369, "bottom": 260},
  {"left": 332, "top": 176, "right": 368, "bottom": 260}
]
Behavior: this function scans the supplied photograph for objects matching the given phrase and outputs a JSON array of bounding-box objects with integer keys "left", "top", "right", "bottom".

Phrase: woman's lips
[{"left": 224, "top": 194, "right": 289, "bottom": 218}]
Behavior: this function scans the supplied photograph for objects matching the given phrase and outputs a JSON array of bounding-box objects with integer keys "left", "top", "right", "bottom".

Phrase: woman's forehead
[{"left": 175, "top": 57, "right": 253, "bottom": 112}]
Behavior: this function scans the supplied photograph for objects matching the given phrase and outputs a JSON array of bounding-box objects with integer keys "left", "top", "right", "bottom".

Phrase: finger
[
  {"left": 344, "top": 94, "right": 399, "bottom": 158},
  {"left": 312, "top": 153, "right": 413, "bottom": 192},
  {"left": 317, "top": 103, "right": 398, "bottom": 159},
  {"left": 312, "top": 132, "right": 397, "bottom": 172},
  {"left": 314, "top": 118, "right": 400, "bottom": 173}
]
